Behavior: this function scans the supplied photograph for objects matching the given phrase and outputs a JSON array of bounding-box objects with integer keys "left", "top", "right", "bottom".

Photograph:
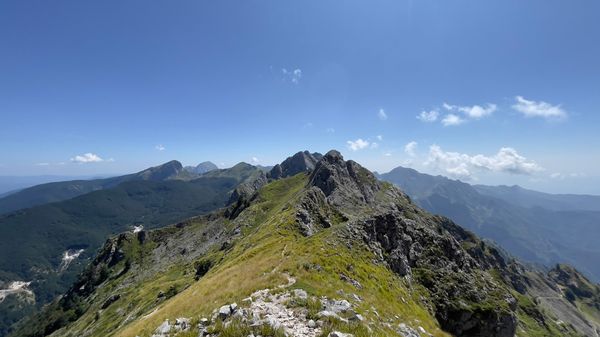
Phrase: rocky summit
[{"left": 9, "top": 151, "right": 600, "bottom": 337}]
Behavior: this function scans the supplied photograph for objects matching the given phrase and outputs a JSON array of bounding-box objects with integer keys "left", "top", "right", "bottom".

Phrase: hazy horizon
[{"left": 1, "top": 151, "right": 599, "bottom": 196}]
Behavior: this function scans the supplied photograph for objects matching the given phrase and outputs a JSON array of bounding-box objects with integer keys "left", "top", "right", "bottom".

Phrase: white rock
[
  {"left": 267, "top": 316, "right": 282, "bottom": 330},
  {"left": 398, "top": 323, "right": 421, "bottom": 337},
  {"left": 233, "top": 309, "right": 244, "bottom": 318},
  {"left": 328, "top": 332, "right": 354, "bottom": 337},
  {"left": 318, "top": 310, "right": 338, "bottom": 318},
  {"left": 328, "top": 299, "right": 351, "bottom": 313},
  {"left": 293, "top": 289, "right": 308, "bottom": 299},
  {"left": 218, "top": 304, "right": 232, "bottom": 319},
  {"left": 154, "top": 319, "right": 170, "bottom": 334},
  {"left": 308, "top": 319, "right": 316, "bottom": 328},
  {"left": 349, "top": 313, "right": 364, "bottom": 321}
]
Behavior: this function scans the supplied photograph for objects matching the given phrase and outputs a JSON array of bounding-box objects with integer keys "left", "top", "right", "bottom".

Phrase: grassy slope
[
  {"left": 0, "top": 177, "right": 237, "bottom": 280},
  {"left": 44, "top": 174, "right": 583, "bottom": 337},
  {"left": 45, "top": 175, "right": 444, "bottom": 337},
  {"left": 0, "top": 176, "right": 244, "bottom": 337}
]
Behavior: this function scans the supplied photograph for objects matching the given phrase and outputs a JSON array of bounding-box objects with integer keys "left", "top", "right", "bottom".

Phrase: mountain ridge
[
  {"left": 10, "top": 150, "right": 599, "bottom": 337},
  {"left": 0, "top": 161, "right": 196, "bottom": 215}
]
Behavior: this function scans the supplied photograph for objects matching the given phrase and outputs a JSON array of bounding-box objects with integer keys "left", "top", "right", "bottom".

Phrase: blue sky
[{"left": 1, "top": 1, "right": 599, "bottom": 193}]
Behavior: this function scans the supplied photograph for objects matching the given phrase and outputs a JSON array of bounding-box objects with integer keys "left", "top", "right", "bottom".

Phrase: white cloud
[
  {"left": 370, "top": 142, "right": 379, "bottom": 149},
  {"left": 347, "top": 138, "right": 370, "bottom": 151},
  {"left": 35, "top": 163, "right": 50, "bottom": 166},
  {"left": 292, "top": 69, "right": 302, "bottom": 83},
  {"left": 282, "top": 68, "right": 302, "bottom": 84},
  {"left": 251, "top": 157, "right": 260, "bottom": 164},
  {"left": 512, "top": 96, "right": 567, "bottom": 120},
  {"left": 376, "top": 135, "right": 383, "bottom": 141},
  {"left": 384, "top": 152, "right": 392, "bottom": 157},
  {"left": 417, "top": 110, "right": 439, "bottom": 122},
  {"left": 445, "top": 163, "right": 472, "bottom": 180},
  {"left": 326, "top": 128, "right": 335, "bottom": 133},
  {"left": 70, "top": 153, "right": 104, "bottom": 163},
  {"left": 444, "top": 102, "right": 497, "bottom": 119},
  {"left": 155, "top": 144, "right": 165, "bottom": 151},
  {"left": 425, "top": 145, "right": 542, "bottom": 179},
  {"left": 378, "top": 108, "right": 388, "bottom": 120},
  {"left": 441, "top": 113, "right": 466, "bottom": 126},
  {"left": 404, "top": 141, "right": 418, "bottom": 157}
]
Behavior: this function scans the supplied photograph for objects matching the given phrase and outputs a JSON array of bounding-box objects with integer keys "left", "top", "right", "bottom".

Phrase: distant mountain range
[
  {"left": 378, "top": 166, "right": 600, "bottom": 282},
  {"left": 0, "top": 175, "right": 114, "bottom": 196},
  {"left": 0, "top": 160, "right": 264, "bottom": 336},
  {"left": 473, "top": 184, "right": 600, "bottom": 212},
  {"left": 0, "top": 161, "right": 198, "bottom": 215}
]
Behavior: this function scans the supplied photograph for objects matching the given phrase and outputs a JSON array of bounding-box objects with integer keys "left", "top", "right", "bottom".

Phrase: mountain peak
[
  {"left": 267, "top": 150, "right": 322, "bottom": 179},
  {"left": 134, "top": 160, "right": 183, "bottom": 181},
  {"left": 184, "top": 161, "right": 218, "bottom": 175},
  {"left": 323, "top": 149, "right": 343, "bottom": 161},
  {"left": 308, "top": 149, "right": 381, "bottom": 210}
]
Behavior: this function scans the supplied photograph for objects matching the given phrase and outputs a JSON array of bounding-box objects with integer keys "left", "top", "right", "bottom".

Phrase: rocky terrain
[{"left": 9, "top": 151, "right": 600, "bottom": 337}]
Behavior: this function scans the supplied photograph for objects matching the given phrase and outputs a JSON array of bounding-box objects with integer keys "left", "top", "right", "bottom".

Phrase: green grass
[
  {"left": 206, "top": 317, "right": 286, "bottom": 337},
  {"left": 318, "top": 316, "right": 372, "bottom": 337}
]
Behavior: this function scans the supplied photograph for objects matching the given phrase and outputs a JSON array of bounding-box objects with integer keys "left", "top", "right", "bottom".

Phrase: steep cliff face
[{"left": 11, "top": 151, "right": 598, "bottom": 337}]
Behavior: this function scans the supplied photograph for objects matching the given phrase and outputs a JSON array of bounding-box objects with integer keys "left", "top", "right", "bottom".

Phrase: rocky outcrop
[
  {"left": 268, "top": 151, "right": 322, "bottom": 180},
  {"left": 295, "top": 186, "right": 343, "bottom": 236},
  {"left": 549, "top": 264, "right": 598, "bottom": 299},
  {"left": 308, "top": 150, "right": 381, "bottom": 211},
  {"left": 226, "top": 171, "right": 268, "bottom": 218},
  {"left": 348, "top": 210, "right": 517, "bottom": 337}
]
